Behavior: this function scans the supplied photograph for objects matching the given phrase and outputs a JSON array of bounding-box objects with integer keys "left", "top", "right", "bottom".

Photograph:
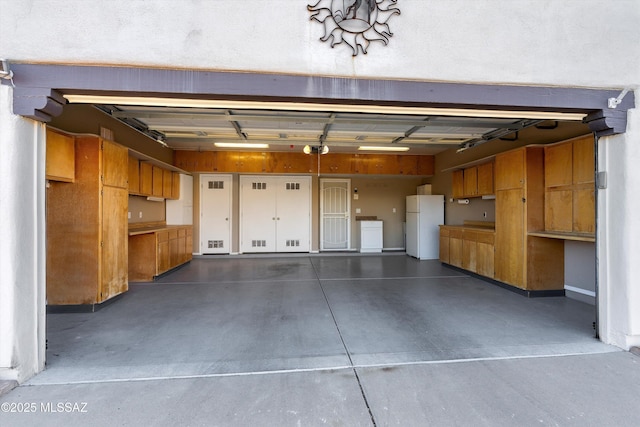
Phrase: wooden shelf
[{"left": 528, "top": 231, "right": 595, "bottom": 243}]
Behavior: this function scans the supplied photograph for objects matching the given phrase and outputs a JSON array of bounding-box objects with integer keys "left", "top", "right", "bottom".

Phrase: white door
[
  {"left": 240, "top": 175, "right": 311, "bottom": 253},
  {"left": 320, "top": 179, "right": 351, "bottom": 251},
  {"left": 200, "top": 174, "right": 232, "bottom": 254},
  {"left": 275, "top": 177, "right": 311, "bottom": 252}
]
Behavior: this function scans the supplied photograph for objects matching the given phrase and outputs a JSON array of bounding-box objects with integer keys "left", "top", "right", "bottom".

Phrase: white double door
[
  {"left": 200, "top": 174, "right": 232, "bottom": 254},
  {"left": 240, "top": 175, "right": 311, "bottom": 253}
]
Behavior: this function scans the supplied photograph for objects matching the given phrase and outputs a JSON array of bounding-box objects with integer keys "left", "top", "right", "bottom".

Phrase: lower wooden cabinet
[
  {"left": 440, "top": 225, "right": 494, "bottom": 279},
  {"left": 129, "top": 225, "right": 193, "bottom": 282}
]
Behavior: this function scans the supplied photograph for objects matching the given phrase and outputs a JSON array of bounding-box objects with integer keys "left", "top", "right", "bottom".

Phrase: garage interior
[{"left": 39, "top": 85, "right": 606, "bottom": 373}]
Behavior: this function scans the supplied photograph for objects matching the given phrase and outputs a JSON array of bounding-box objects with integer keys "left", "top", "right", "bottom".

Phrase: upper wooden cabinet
[
  {"left": 139, "top": 162, "right": 153, "bottom": 196},
  {"left": 544, "top": 135, "right": 595, "bottom": 235},
  {"left": 128, "top": 156, "right": 140, "bottom": 194},
  {"left": 451, "top": 161, "right": 494, "bottom": 198},
  {"left": 174, "top": 150, "right": 434, "bottom": 176},
  {"left": 171, "top": 172, "right": 181, "bottom": 200},
  {"left": 152, "top": 166, "right": 164, "bottom": 197},
  {"left": 463, "top": 166, "right": 478, "bottom": 197},
  {"left": 495, "top": 149, "right": 525, "bottom": 191},
  {"left": 452, "top": 170, "right": 464, "bottom": 198},
  {"left": 46, "top": 128, "right": 75, "bottom": 182},
  {"left": 102, "top": 139, "right": 129, "bottom": 189},
  {"left": 477, "top": 162, "right": 494, "bottom": 195}
]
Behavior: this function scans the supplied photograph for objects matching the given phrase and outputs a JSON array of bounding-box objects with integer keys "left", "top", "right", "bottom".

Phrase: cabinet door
[
  {"left": 152, "top": 166, "right": 164, "bottom": 197},
  {"left": 476, "top": 233, "right": 495, "bottom": 278},
  {"left": 452, "top": 170, "right": 464, "bottom": 198},
  {"left": 545, "top": 190, "right": 573, "bottom": 232},
  {"left": 439, "top": 228, "right": 450, "bottom": 263},
  {"left": 171, "top": 172, "right": 181, "bottom": 199},
  {"left": 495, "top": 149, "right": 524, "bottom": 191},
  {"left": 462, "top": 231, "right": 477, "bottom": 272},
  {"left": 163, "top": 169, "right": 173, "bottom": 199},
  {"left": 573, "top": 136, "right": 595, "bottom": 184},
  {"left": 448, "top": 229, "right": 463, "bottom": 268},
  {"left": 495, "top": 188, "right": 525, "bottom": 287},
  {"left": 139, "top": 162, "right": 153, "bottom": 196},
  {"left": 463, "top": 167, "right": 478, "bottom": 197},
  {"left": 46, "top": 129, "right": 75, "bottom": 182},
  {"left": 128, "top": 156, "right": 140, "bottom": 194},
  {"left": 101, "top": 186, "right": 128, "bottom": 302},
  {"left": 321, "top": 153, "right": 354, "bottom": 174},
  {"left": 157, "top": 232, "right": 170, "bottom": 274},
  {"left": 102, "top": 139, "right": 129, "bottom": 189},
  {"left": 477, "top": 162, "right": 494, "bottom": 195},
  {"left": 573, "top": 188, "right": 595, "bottom": 233},
  {"left": 545, "top": 143, "right": 573, "bottom": 188}
]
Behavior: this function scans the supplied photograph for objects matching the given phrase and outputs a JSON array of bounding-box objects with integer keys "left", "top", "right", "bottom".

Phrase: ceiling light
[
  {"left": 214, "top": 142, "right": 269, "bottom": 149},
  {"left": 358, "top": 146, "right": 410, "bottom": 152},
  {"left": 303, "top": 145, "right": 311, "bottom": 154},
  {"left": 303, "top": 145, "right": 330, "bottom": 155},
  {"left": 65, "top": 95, "right": 588, "bottom": 121}
]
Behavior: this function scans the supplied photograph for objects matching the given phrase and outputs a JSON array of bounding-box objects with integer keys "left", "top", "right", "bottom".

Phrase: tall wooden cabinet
[
  {"left": 47, "top": 134, "right": 129, "bottom": 306},
  {"left": 494, "top": 147, "right": 564, "bottom": 291}
]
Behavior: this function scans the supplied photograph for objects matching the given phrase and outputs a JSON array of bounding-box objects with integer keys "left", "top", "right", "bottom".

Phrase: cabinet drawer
[
  {"left": 439, "top": 227, "right": 450, "bottom": 237},
  {"left": 449, "top": 229, "right": 463, "bottom": 239},
  {"left": 157, "top": 231, "right": 169, "bottom": 243},
  {"left": 476, "top": 232, "right": 495, "bottom": 245},
  {"left": 168, "top": 229, "right": 179, "bottom": 240},
  {"left": 178, "top": 228, "right": 187, "bottom": 238}
]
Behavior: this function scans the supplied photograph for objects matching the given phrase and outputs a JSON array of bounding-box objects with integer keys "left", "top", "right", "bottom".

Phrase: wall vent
[
  {"left": 252, "top": 240, "right": 267, "bottom": 247},
  {"left": 208, "top": 240, "right": 224, "bottom": 249},
  {"left": 252, "top": 182, "right": 267, "bottom": 190},
  {"left": 286, "top": 182, "right": 301, "bottom": 190},
  {"left": 208, "top": 181, "right": 224, "bottom": 189},
  {"left": 286, "top": 239, "right": 300, "bottom": 247}
]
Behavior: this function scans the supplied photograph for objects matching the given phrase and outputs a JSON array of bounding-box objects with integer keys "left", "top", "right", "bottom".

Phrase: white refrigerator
[{"left": 406, "top": 195, "right": 444, "bottom": 260}]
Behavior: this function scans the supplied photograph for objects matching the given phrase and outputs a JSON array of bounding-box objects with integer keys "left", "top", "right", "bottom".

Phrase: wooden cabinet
[
  {"left": 494, "top": 147, "right": 564, "bottom": 291},
  {"left": 440, "top": 225, "right": 495, "bottom": 279},
  {"left": 173, "top": 150, "right": 434, "bottom": 176},
  {"left": 463, "top": 166, "right": 478, "bottom": 197},
  {"left": 544, "top": 135, "right": 595, "bottom": 235},
  {"left": 139, "top": 162, "right": 153, "bottom": 196},
  {"left": 163, "top": 169, "right": 173, "bottom": 198},
  {"left": 439, "top": 227, "right": 450, "bottom": 263},
  {"left": 47, "top": 135, "right": 129, "bottom": 306},
  {"left": 452, "top": 161, "right": 494, "bottom": 198},
  {"left": 477, "top": 162, "right": 494, "bottom": 195},
  {"left": 171, "top": 172, "right": 181, "bottom": 199},
  {"left": 128, "top": 156, "right": 140, "bottom": 194},
  {"left": 448, "top": 228, "right": 463, "bottom": 268},
  {"left": 46, "top": 128, "right": 75, "bottom": 182},
  {"left": 152, "top": 166, "right": 164, "bottom": 197},
  {"left": 452, "top": 170, "right": 464, "bottom": 198},
  {"left": 128, "top": 225, "right": 193, "bottom": 281}
]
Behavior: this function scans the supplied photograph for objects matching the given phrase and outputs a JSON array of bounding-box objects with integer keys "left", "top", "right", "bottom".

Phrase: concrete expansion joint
[{"left": 631, "top": 347, "right": 640, "bottom": 358}]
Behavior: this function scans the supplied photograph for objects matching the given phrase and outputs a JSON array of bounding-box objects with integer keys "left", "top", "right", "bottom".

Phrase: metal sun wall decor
[{"left": 308, "top": 0, "right": 401, "bottom": 56}]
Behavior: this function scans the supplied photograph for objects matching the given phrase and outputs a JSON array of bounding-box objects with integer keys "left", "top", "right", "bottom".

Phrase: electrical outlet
[
  {"left": 393, "top": 208, "right": 396, "bottom": 213},
  {"left": 138, "top": 212, "right": 143, "bottom": 219},
  {"left": 128, "top": 212, "right": 131, "bottom": 219},
  {"left": 483, "top": 211, "right": 487, "bottom": 218},
  {"left": 356, "top": 208, "right": 361, "bottom": 214}
]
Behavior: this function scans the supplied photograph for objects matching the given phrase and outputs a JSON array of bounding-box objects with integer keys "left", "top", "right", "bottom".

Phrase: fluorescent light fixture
[
  {"left": 146, "top": 196, "right": 165, "bottom": 202},
  {"left": 358, "top": 146, "right": 410, "bottom": 152},
  {"left": 65, "top": 95, "right": 588, "bottom": 121},
  {"left": 214, "top": 142, "right": 269, "bottom": 149}
]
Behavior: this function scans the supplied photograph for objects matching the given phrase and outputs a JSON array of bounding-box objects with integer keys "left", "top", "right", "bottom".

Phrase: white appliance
[
  {"left": 359, "top": 220, "right": 383, "bottom": 253},
  {"left": 166, "top": 174, "right": 193, "bottom": 225},
  {"left": 406, "top": 195, "right": 444, "bottom": 260}
]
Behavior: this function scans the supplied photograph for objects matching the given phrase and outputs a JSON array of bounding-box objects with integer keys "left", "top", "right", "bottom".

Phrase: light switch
[
  {"left": 392, "top": 208, "right": 396, "bottom": 213},
  {"left": 354, "top": 194, "right": 359, "bottom": 200},
  {"left": 356, "top": 208, "right": 361, "bottom": 214},
  {"left": 128, "top": 212, "right": 131, "bottom": 219}
]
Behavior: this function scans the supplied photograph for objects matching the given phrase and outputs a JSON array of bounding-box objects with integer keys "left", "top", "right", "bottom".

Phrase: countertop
[{"left": 128, "top": 224, "right": 192, "bottom": 236}]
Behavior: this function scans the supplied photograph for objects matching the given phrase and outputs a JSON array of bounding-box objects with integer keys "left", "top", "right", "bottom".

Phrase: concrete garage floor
[{"left": 3, "top": 255, "right": 640, "bottom": 426}]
